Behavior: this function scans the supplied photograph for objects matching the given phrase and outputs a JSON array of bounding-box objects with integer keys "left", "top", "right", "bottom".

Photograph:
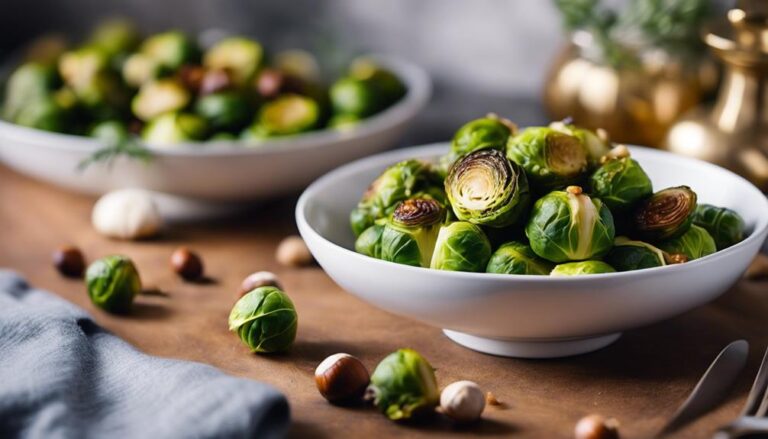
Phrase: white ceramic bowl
[
  {"left": 297, "top": 143, "right": 768, "bottom": 358},
  {"left": 0, "top": 56, "right": 430, "bottom": 220}
]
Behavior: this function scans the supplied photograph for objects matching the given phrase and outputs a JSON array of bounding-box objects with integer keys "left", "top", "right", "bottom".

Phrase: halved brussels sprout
[
  {"left": 550, "top": 260, "right": 616, "bottom": 276},
  {"left": 251, "top": 94, "right": 319, "bottom": 137},
  {"left": 140, "top": 31, "right": 198, "bottom": 70},
  {"left": 204, "top": 37, "right": 264, "bottom": 86},
  {"left": 86, "top": 255, "right": 142, "bottom": 313},
  {"left": 131, "top": 79, "right": 190, "bottom": 121},
  {"left": 89, "top": 120, "right": 130, "bottom": 143},
  {"left": 549, "top": 121, "right": 611, "bottom": 167},
  {"left": 486, "top": 241, "right": 554, "bottom": 275},
  {"left": 658, "top": 224, "right": 716, "bottom": 261},
  {"left": 88, "top": 19, "right": 140, "bottom": 59},
  {"left": 380, "top": 198, "right": 444, "bottom": 267},
  {"left": 445, "top": 149, "right": 530, "bottom": 228},
  {"left": 3, "top": 63, "right": 58, "bottom": 121},
  {"left": 349, "top": 58, "right": 406, "bottom": 106},
  {"left": 194, "top": 92, "right": 251, "bottom": 131},
  {"left": 507, "top": 126, "right": 589, "bottom": 191},
  {"left": 590, "top": 150, "right": 653, "bottom": 212},
  {"left": 355, "top": 224, "right": 385, "bottom": 259},
  {"left": 122, "top": 53, "right": 164, "bottom": 88},
  {"left": 632, "top": 186, "right": 697, "bottom": 242},
  {"left": 367, "top": 349, "right": 439, "bottom": 421},
  {"left": 141, "top": 112, "right": 207, "bottom": 145},
  {"left": 14, "top": 96, "right": 70, "bottom": 132},
  {"left": 58, "top": 47, "right": 110, "bottom": 90},
  {"left": 525, "top": 186, "right": 615, "bottom": 263},
  {"left": 603, "top": 237, "right": 666, "bottom": 272},
  {"left": 450, "top": 114, "right": 516, "bottom": 160},
  {"left": 430, "top": 222, "right": 491, "bottom": 272},
  {"left": 692, "top": 204, "right": 745, "bottom": 250},
  {"left": 228, "top": 286, "right": 298, "bottom": 353},
  {"left": 330, "top": 77, "right": 381, "bottom": 117}
]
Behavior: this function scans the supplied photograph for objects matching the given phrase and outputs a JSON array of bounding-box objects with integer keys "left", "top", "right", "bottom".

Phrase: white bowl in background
[{"left": 297, "top": 143, "right": 768, "bottom": 358}]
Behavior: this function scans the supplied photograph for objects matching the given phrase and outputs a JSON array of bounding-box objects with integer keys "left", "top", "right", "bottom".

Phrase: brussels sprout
[
  {"left": 141, "top": 112, "right": 207, "bottom": 145},
  {"left": 445, "top": 149, "right": 530, "bottom": 228},
  {"left": 122, "top": 53, "right": 165, "bottom": 88},
  {"left": 14, "top": 97, "right": 69, "bottom": 132},
  {"left": 692, "top": 204, "right": 745, "bottom": 250},
  {"left": 603, "top": 237, "right": 666, "bottom": 271},
  {"left": 85, "top": 255, "right": 142, "bottom": 313},
  {"left": 349, "top": 58, "right": 406, "bottom": 105},
  {"left": 590, "top": 154, "right": 653, "bottom": 212},
  {"left": 430, "top": 222, "right": 491, "bottom": 272},
  {"left": 380, "top": 198, "right": 444, "bottom": 267},
  {"left": 450, "top": 114, "right": 516, "bottom": 160},
  {"left": 355, "top": 224, "right": 385, "bottom": 259},
  {"left": 209, "top": 132, "right": 238, "bottom": 141},
  {"left": 140, "top": 31, "right": 198, "bottom": 70},
  {"left": 486, "top": 241, "right": 554, "bottom": 275},
  {"left": 330, "top": 77, "right": 381, "bottom": 117},
  {"left": 658, "top": 225, "right": 716, "bottom": 261},
  {"left": 274, "top": 49, "right": 321, "bottom": 82},
  {"left": 367, "top": 349, "right": 439, "bottom": 421},
  {"left": 632, "top": 186, "right": 697, "bottom": 241},
  {"left": 526, "top": 186, "right": 615, "bottom": 263},
  {"left": 328, "top": 113, "right": 361, "bottom": 130},
  {"left": 549, "top": 121, "right": 611, "bottom": 167},
  {"left": 228, "top": 286, "right": 298, "bottom": 353},
  {"left": 251, "top": 94, "right": 320, "bottom": 136},
  {"left": 131, "top": 79, "right": 190, "bottom": 121},
  {"left": 58, "top": 47, "right": 110, "bottom": 90},
  {"left": 550, "top": 261, "right": 616, "bottom": 276},
  {"left": 204, "top": 37, "right": 264, "bottom": 86},
  {"left": 89, "top": 120, "right": 130, "bottom": 143},
  {"left": 507, "top": 127, "right": 589, "bottom": 191},
  {"left": 3, "top": 63, "right": 58, "bottom": 121},
  {"left": 88, "top": 19, "right": 140, "bottom": 59},
  {"left": 194, "top": 92, "right": 251, "bottom": 131}
]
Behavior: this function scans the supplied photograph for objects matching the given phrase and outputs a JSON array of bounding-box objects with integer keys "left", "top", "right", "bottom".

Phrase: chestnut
[
  {"left": 315, "top": 353, "right": 370, "bottom": 403},
  {"left": 52, "top": 245, "right": 85, "bottom": 278},
  {"left": 574, "top": 414, "right": 620, "bottom": 439},
  {"left": 170, "top": 247, "right": 204, "bottom": 281}
]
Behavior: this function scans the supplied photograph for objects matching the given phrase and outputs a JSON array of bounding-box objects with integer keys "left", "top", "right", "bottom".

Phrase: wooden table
[{"left": 2, "top": 164, "right": 767, "bottom": 439}]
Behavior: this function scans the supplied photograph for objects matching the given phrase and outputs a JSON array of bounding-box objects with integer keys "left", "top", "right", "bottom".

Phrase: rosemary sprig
[{"left": 76, "top": 137, "right": 153, "bottom": 172}]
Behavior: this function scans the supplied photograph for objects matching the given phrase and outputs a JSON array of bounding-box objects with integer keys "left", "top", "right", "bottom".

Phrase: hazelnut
[
  {"left": 52, "top": 245, "right": 85, "bottom": 278},
  {"left": 315, "top": 353, "right": 370, "bottom": 403},
  {"left": 239, "top": 271, "right": 282, "bottom": 297},
  {"left": 91, "top": 189, "right": 163, "bottom": 240},
  {"left": 171, "top": 247, "right": 204, "bottom": 281},
  {"left": 574, "top": 414, "right": 620, "bottom": 439},
  {"left": 440, "top": 380, "right": 485, "bottom": 423},
  {"left": 276, "top": 236, "right": 313, "bottom": 267},
  {"left": 485, "top": 391, "right": 502, "bottom": 406}
]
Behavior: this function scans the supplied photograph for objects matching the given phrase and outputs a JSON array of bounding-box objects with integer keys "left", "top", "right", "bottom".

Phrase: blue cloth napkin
[{"left": 0, "top": 270, "right": 290, "bottom": 439}]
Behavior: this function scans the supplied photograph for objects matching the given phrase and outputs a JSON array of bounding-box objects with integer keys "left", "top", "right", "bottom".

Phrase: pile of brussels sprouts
[
  {"left": 2, "top": 20, "right": 405, "bottom": 146},
  {"left": 351, "top": 115, "right": 746, "bottom": 275}
]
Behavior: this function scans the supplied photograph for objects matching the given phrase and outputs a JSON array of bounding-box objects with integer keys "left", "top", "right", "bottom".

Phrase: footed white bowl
[{"left": 297, "top": 143, "right": 768, "bottom": 358}]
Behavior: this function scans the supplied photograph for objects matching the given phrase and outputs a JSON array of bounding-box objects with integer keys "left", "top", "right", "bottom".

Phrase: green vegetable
[
  {"left": 14, "top": 97, "right": 69, "bottom": 132},
  {"left": 658, "top": 224, "right": 716, "bottom": 260},
  {"left": 89, "top": 120, "right": 130, "bottom": 143},
  {"left": 355, "top": 224, "right": 385, "bottom": 259},
  {"left": 131, "top": 79, "right": 190, "bottom": 121},
  {"left": 122, "top": 53, "right": 164, "bottom": 88},
  {"left": 430, "top": 222, "right": 491, "bottom": 272},
  {"left": 140, "top": 31, "right": 198, "bottom": 70},
  {"left": 141, "top": 112, "right": 207, "bottom": 145},
  {"left": 349, "top": 58, "right": 406, "bottom": 105},
  {"left": 328, "top": 113, "right": 360, "bottom": 130},
  {"left": 692, "top": 204, "right": 745, "bottom": 250},
  {"left": 194, "top": 92, "right": 251, "bottom": 132},
  {"left": 204, "top": 37, "right": 264, "bottom": 86},
  {"left": 381, "top": 198, "right": 444, "bottom": 267},
  {"left": 549, "top": 122, "right": 611, "bottom": 167},
  {"left": 507, "top": 126, "right": 589, "bottom": 191},
  {"left": 550, "top": 260, "right": 616, "bottom": 276},
  {"left": 3, "top": 63, "right": 58, "bottom": 121},
  {"left": 88, "top": 19, "right": 140, "bottom": 59},
  {"left": 85, "top": 255, "right": 142, "bottom": 313},
  {"left": 228, "top": 286, "right": 298, "bottom": 353},
  {"left": 603, "top": 237, "right": 666, "bottom": 271},
  {"left": 367, "top": 349, "right": 439, "bottom": 421},
  {"left": 251, "top": 94, "right": 320, "bottom": 136},
  {"left": 632, "top": 186, "right": 697, "bottom": 241},
  {"left": 590, "top": 155, "right": 653, "bottom": 212},
  {"left": 330, "top": 77, "right": 381, "bottom": 117},
  {"left": 525, "top": 186, "right": 615, "bottom": 263},
  {"left": 486, "top": 241, "right": 554, "bottom": 275},
  {"left": 442, "top": 114, "right": 516, "bottom": 169}
]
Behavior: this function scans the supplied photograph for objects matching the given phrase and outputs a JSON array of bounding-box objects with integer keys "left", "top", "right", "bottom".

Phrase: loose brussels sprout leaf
[
  {"left": 86, "top": 255, "right": 142, "bottom": 313},
  {"left": 380, "top": 198, "right": 444, "bottom": 267},
  {"left": 140, "top": 31, "right": 198, "bottom": 70},
  {"left": 204, "top": 37, "right": 264, "bottom": 86},
  {"left": 603, "top": 237, "right": 666, "bottom": 272},
  {"left": 3, "top": 63, "right": 58, "bottom": 121},
  {"left": 449, "top": 114, "right": 516, "bottom": 163},
  {"left": 367, "top": 349, "right": 439, "bottom": 421},
  {"left": 89, "top": 120, "right": 130, "bottom": 143},
  {"left": 88, "top": 19, "right": 140, "bottom": 58},
  {"left": 445, "top": 149, "right": 531, "bottom": 228},
  {"left": 131, "top": 79, "right": 191, "bottom": 121},
  {"left": 658, "top": 225, "right": 716, "bottom": 261},
  {"left": 507, "top": 127, "right": 589, "bottom": 191},
  {"left": 330, "top": 76, "right": 382, "bottom": 117},
  {"left": 550, "top": 260, "right": 616, "bottom": 276},
  {"left": 590, "top": 156, "right": 653, "bottom": 212},
  {"left": 122, "top": 53, "right": 164, "bottom": 88},
  {"left": 549, "top": 121, "right": 611, "bottom": 167},
  {"left": 355, "top": 224, "right": 385, "bottom": 259},
  {"left": 194, "top": 92, "right": 251, "bottom": 132},
  {"left": 486, "top": 241, "right": 554, "bottom": 275},
  {"left": 633, "top": 186, "right": 697, "bottom": 242},
  {"left": 228, "top": 286, "right": 298, "bottom": 353},
  {"left": 141, "top": 112, "right": 207, "bottom": 145},
  {"left": 252, "top": 94, "right": 320, "bottom": 136},
  {"left": 692, "top": 204, "right": 745, "bottom": 250},
  {"left": 525, "top": 186, "right": 615, "bottom": 263},
  {"left": 430, "top": 222, "right": 491, "bottom": 272},
  {"left": 349, "top": 57, "right": 406, "bottom": 105}
]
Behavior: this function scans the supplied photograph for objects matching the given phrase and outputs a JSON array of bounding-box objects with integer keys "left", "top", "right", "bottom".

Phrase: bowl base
[{"left": 442, "top": 330, "right": 621, "bottom": 359}]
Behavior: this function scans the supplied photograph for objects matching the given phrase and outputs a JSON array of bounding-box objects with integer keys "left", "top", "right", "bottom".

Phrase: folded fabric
[{"left": 0, "top": 270, "right": 290, "bottom": 439}]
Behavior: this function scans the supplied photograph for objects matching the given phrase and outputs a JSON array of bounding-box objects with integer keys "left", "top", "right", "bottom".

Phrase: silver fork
[{"left": 714, "top": 346, "right": 768, "bottom": 438}]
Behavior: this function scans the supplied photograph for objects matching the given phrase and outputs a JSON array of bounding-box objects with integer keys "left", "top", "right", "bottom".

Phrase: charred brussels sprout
[
  {"left": 430, "top": 222, "right": 491, "bottom": 272},
  {"left": 367, "top": 349, "right": 439, "bottom": 421},
  {"left": 445, "top": 149, "right": 530, "bottom": 228},
  {"left": 604, "top": 237, "right": 666, "bottom": 271},
  {"left": 131, "top": 79, "right": 190, "bottom": 121},
  {"left": 526, "top": 186, "right": 615, "bottom": 263},
  {"left": 3, "top": 63, "right": 58, "bottom": 121},
  {"left": 507, "top": 127, "right": 589, "bottom": 191},
  {"left": 228, "top": 286, "right": 298, "bottom": 353},
  {"left": 141, "top": 112, "right": 207, "bottom": 145},
  {"left": 633, "top": 186, "right": 697, "bottom": 242},
  {"left": 249, "top": 94, "right": 320, "bottom": 137},
  {"left": 658, "top": 225, "right": 716, "bottom": 261},
  {"left": 550, "top": 260, "right": 616, "bottom": 276},
  {"left": 549, "top": 121, "right": 611, "bottom": 167},
  {"left": 330, "top": 77, "right": 381, "bottom": 117},
  {"left": 590, "top": 151, "right": 653, "bottom": 212},
  {"left": 355, "top": 224, "right": 385, "bottom": 259},
  {"left": 204, "top": 37, "right": 264, "bottom": 86},
  {"left": 194, "top": 92, "right": 251, "bottom": 132},
  {"left": 486, "top": 241, "right": 554, "bottom": 275},
  {"left": 692, "top": 204, "right": 745, "bottom": 250},
  {"left": 381, "top": 198, "right": 444, "bottom": 267},
  {"left": 140, "top": 31, "right": 198, "bottom": 70},
  {"left": 86, "top": 255, "right": 142, "bottom": 313}
]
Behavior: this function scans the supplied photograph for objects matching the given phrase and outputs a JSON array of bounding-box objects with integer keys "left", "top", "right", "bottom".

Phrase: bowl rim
[
  {"left": 296, "top": 142, "right": 768, "bottom": 282},
  {"left": 0, "top": 54, "right": 431, "bottom": 157}
]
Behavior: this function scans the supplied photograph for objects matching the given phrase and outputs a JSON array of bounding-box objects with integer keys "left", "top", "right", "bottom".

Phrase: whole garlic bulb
[
  {"left": 92, "top": 189, "right": 163, "bottom": 240},
  {"left": 440, "top": 380, "right": 485, "bottom": 423}
]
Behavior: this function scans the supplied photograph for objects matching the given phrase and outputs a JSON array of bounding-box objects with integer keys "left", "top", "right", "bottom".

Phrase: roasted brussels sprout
[
  {"left": 692, "top": 204, "right": 745, "bottom": 250},
  {"left": 448, "top": 114, "right": 516, "bottom": 163},
  {"left": 632, "top": 186, "right": 697, "bottom": 241},
  {"left": 85, "top": 255, "right": 142, "bottom": 313},
  {"left": 355, "top": 224, "right": 385, "bottom": 259},
  {"left": 330, "top": 77, "right": 381, "bottom": 117},
  {"left": 3, "top": 63, "right": 58, "bottom": 121},
  {"left": 194, "top": 92, "right": 251, "bottom": 131},
  {"left": 141, "top": 112, "right": 207, "bottom": 145},
  {"left": 549, "top": 121, "right": 611, "bottom": 167},
  {"left": 603, "top": 237, "right": 666, "bottom": 271},
  {"left": 131, "top": 79, "right": 190, "bottom": 121},
  {"left": 658, "top": 225, "right": 716, "bottom": 261},
  {"left": 89, "top": 120, "right": 130, "bottom": 143},
  {"left": 590, "top": 151, "right": 653, "bottom": 212},
  {"left": 140, "top": 31, "right": 198, "bottom": 70},
  {"left": 550, "top": 260, "right": 616, "bottom": 276},
  {"left": 122, "top": 53, "right": 164, "bottom": 88},
  {"left": 250, "top": 94, "right": 320, "bottom": 137},
  {"left": 204, "top": 37, "right": 264, "bottom": 86},
  {"left": 14, "top": 97, "right": 69, "bottom": 132},
  {"left": 367, "top": 349, "right": 439, "bottom": 421},
  {"left": 445, "top": 149, "right": 530, "bottom": 228},
  {"left": 380, "top": 198, "right": 444, "bottom": 267},
  {"left": 58, "top": 47, "right": 128, "bottom": 109},
  {"left": 328, "top": 113, "right": 361, "bottom": 130},
  {"left": 525, "top": 186, "right": 615, "bottom": 263},
  {"left": 430, "top": 222, "right": 491, "bottom": 272},
  {"left": 88, "top": 19, "right": 140, "bottom": 59},
  {"left": 507, "top": 127, "right": 589, "bottom": 191},
  {"left": 349, "top": 58, "right": 406, "bottom": 105},
  {"left": 486, "top": 241, "right": 554, "bottom": 275},
  {"left": 228, "top": 286, "right": 298, "bottom": 353}
]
